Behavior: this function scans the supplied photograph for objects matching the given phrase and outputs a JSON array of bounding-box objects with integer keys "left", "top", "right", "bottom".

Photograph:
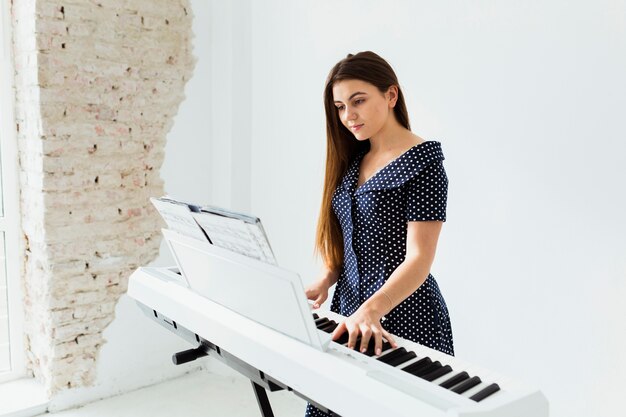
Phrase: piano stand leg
[{"left": 251, "top": 380, "right": 275, "bottom": 417}]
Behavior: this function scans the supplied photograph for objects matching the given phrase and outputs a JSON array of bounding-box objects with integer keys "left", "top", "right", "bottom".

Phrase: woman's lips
[{"left": 351, "top": 124, "right": 363, "bottom": 131}]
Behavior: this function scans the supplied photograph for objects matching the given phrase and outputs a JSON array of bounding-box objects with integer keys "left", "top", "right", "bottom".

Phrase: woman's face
[{"left": 332, "top": 79, "right": 396, "bottom": 141}]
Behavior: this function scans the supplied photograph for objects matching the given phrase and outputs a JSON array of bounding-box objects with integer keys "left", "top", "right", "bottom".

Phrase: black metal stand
[
  {"left": 251, "top": 380, "right": 275, "bottom": 417},
  {"left": 152, "top": 304, "right": 341, "bottom": 417}
]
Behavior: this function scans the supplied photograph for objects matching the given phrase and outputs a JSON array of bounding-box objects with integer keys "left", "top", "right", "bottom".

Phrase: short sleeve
[{"left": 404, "top": 160, "right": 448, "bottom": 222}]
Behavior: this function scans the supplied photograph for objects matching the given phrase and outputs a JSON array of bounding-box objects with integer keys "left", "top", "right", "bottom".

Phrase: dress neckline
[{"left": 355, "top": 141, "right": 430, "bottom": 192}]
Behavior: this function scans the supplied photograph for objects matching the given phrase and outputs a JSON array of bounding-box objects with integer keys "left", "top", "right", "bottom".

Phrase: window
[
  {"left": 1, "top": 232, "right": 8, "bottom": 373},
  {"left": 1, "top": 232, "right": 9, "bottom": 374},
  {"left": 0, "top": 0, "right": 25, "bottom": 383}
]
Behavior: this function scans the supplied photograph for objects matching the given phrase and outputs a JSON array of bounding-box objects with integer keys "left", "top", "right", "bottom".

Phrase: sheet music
[
  {"left": 192, "top": 211, "right": 277, "bottom": 265},
  {"left": 247, "top": 223, "right": 276, "bottom": 263},
  {"left": 150, "top": 197, "right": 208, "bottom": 241}
]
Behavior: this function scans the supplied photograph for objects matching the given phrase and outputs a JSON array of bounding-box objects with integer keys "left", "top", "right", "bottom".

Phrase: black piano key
[
  {"left": 331, "top": 331, "right": 394, "bottom": 356},
  {"left": 421, "top": 364, "right": 453, "bottom": 382},
  {"left": 439, "top": 371, "right": 469, "bottom": 389},
  {"left": 413, "top": 361, "right": 442, "bottom": 377},
  {"left": 381, "top": 341, "right": 394, "bottom": 354},
  {"left": 312, "top": 313, "right": 319, "bottom": 319},
  {"left": 469, "top": 383, "right": 501, "bottom": 402},
  {"left": 326, "top": 322, "right": 339, "bottom": 333},
  {"left": 318, "top": 321, "right": 338, "bottom": 333},
  {"left": 363, "top": 343, "right": 376, "bottom": 357},
  {"left": 451, "top": 376, "right": 482, "bottom": 394},
  {"left": 344, "top": 335, "right": 365, "bottom": 350},
  {"left": 363, "top": 339, "right": 376, "bottom": 356},
  {"left": 353, "top": 336, "right": 394, "bottom": 356},
  {"left": 315, "top": 317, "right": 329, "bottom": 327},
  {"left": 377, "top": 347, "right": 408, "bottom": 364},
  {"left": 351, "top": 335, "right": 362, "bottom": 348},
  {"left": 386, "top": 351, "right": 417, "bottom": 367},
  {"left": 401, "top": 357, "right": 432, "bottom": 375},
  {"left": 334, "top": 332, "right": 350, "bottom": 345},
  {"left": 316, "top": 320, "right": 333, "bottom": 330},
  {"left": 364, "top": 340, "right": 392, "bottom": 357}
]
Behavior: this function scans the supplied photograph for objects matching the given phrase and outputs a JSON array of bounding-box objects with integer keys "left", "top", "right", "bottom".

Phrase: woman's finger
[
  {"left": 346, "top": 323, "right": 359, "bottom": 350},
  {"left": 305, "top": 288, "right": 318, "bottom": 300},
  {"left": 369, "top": 327, "right": 383, "bottom": 356},
  {"left": 382, "top": 329, "right": 398, "bottom": 348},
  {"left": 331, "top": 321, "right": 346, "bottom": 341},
  {"left": 359, "top": 326, "right": 372, "bottom": 353}
]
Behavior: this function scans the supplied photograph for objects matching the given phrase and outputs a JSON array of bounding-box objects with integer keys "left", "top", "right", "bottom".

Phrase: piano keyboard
[
  {"left": 129, "top": 266, "right": 548, "bottom": 417},
  {"left": 313, "top": 309, "right": 522, "bottom": 407}
]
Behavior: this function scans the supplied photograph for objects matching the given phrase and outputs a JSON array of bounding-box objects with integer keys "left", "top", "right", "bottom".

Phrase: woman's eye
[{"left": 336, "top": 100, "right": 363, "bottom": 111}]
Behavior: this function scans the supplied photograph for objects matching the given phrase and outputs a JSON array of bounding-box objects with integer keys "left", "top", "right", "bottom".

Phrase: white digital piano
[{"left": 127, "top": 229, "right": 549, "bottom": 417}]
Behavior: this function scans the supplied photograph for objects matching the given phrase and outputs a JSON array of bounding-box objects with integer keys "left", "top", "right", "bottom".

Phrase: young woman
[{"left": 304, "top": 51, "right": 454, "bottom": 417}]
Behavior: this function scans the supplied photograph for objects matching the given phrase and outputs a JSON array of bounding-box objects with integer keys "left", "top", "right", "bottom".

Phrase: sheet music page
[
  {"left": 247, "top": 223, "right": 277, "bottom": 264},
  {"left": 192, "top": 211, "right": 277, "bottom": 265},
  {"left": 150, "top": 197, "right": 208, "bottom": 241}
]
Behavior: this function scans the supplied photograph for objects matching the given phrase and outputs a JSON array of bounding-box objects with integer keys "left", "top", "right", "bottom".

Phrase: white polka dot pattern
[{"left": 305, "top": 141, "right": 454, "bottom": 417}]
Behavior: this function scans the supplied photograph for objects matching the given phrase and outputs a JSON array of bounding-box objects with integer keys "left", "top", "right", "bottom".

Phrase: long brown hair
[{"left": 314, "top": 51, "right": 411, "bottom": 271}]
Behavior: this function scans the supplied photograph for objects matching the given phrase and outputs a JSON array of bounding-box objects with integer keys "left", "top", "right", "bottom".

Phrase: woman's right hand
[{"left": 304, "top": 275, "right": 332, "bottom": 309}]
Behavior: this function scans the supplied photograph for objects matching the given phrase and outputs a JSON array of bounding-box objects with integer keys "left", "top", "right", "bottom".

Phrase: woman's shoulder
[
  {"left": 411, "top": 139, "right": 444, "bottom": 157},
  {"left": 395, "top": 140, "right": 445, "bottom": 170}
]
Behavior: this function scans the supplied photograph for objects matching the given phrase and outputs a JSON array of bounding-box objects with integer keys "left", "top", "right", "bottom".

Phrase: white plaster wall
[
  {"left": 49, "top": 0, "right": 215, "bottom": 410},
  {"left": 248, "top": 2, "right": 626, "bottom": 417},
  {"left": 205, "top": 0, "right": 252, "bottom": 212}
]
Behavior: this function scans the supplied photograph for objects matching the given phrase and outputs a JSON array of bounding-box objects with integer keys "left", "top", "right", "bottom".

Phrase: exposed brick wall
[{"left": 11, "top": 0, "right": 195, "bottom": 394}]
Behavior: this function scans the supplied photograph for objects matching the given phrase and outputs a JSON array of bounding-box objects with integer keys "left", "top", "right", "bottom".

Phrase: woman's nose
[{"left": 343, "top": 106, "right": 357, "bottom": 122}]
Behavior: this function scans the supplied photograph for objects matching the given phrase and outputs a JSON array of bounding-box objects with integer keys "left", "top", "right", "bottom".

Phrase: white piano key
[
  {"left": 430, "top": 371, "right": 464, "bottom": 386},
  {"left": 459, "top": 381, "right": 490, "bottom": 399}
]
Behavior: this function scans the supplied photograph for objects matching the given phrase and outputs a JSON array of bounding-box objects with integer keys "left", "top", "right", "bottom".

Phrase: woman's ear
[{"left": 387, "top": 85, "right": 399, "bottom": 108}]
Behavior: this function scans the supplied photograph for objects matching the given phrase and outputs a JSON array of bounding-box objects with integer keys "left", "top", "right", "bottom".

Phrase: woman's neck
[{"left": 368, "top": 125, "right": 422, "bottom": 155}]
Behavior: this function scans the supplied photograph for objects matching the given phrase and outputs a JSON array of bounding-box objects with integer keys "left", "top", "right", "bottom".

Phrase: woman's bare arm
[{"left": 362, "top": 220, "right": 443, "bottom": 317}]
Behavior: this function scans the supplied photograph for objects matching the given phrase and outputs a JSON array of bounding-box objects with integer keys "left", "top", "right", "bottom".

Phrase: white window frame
[{"left": 0, "top": 0, "right": 26, "bottom": 383}]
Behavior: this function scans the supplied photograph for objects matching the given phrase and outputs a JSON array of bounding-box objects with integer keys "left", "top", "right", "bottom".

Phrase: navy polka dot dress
[{"left": 304, "top": 140, "right": 454, "bottom": 417}]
